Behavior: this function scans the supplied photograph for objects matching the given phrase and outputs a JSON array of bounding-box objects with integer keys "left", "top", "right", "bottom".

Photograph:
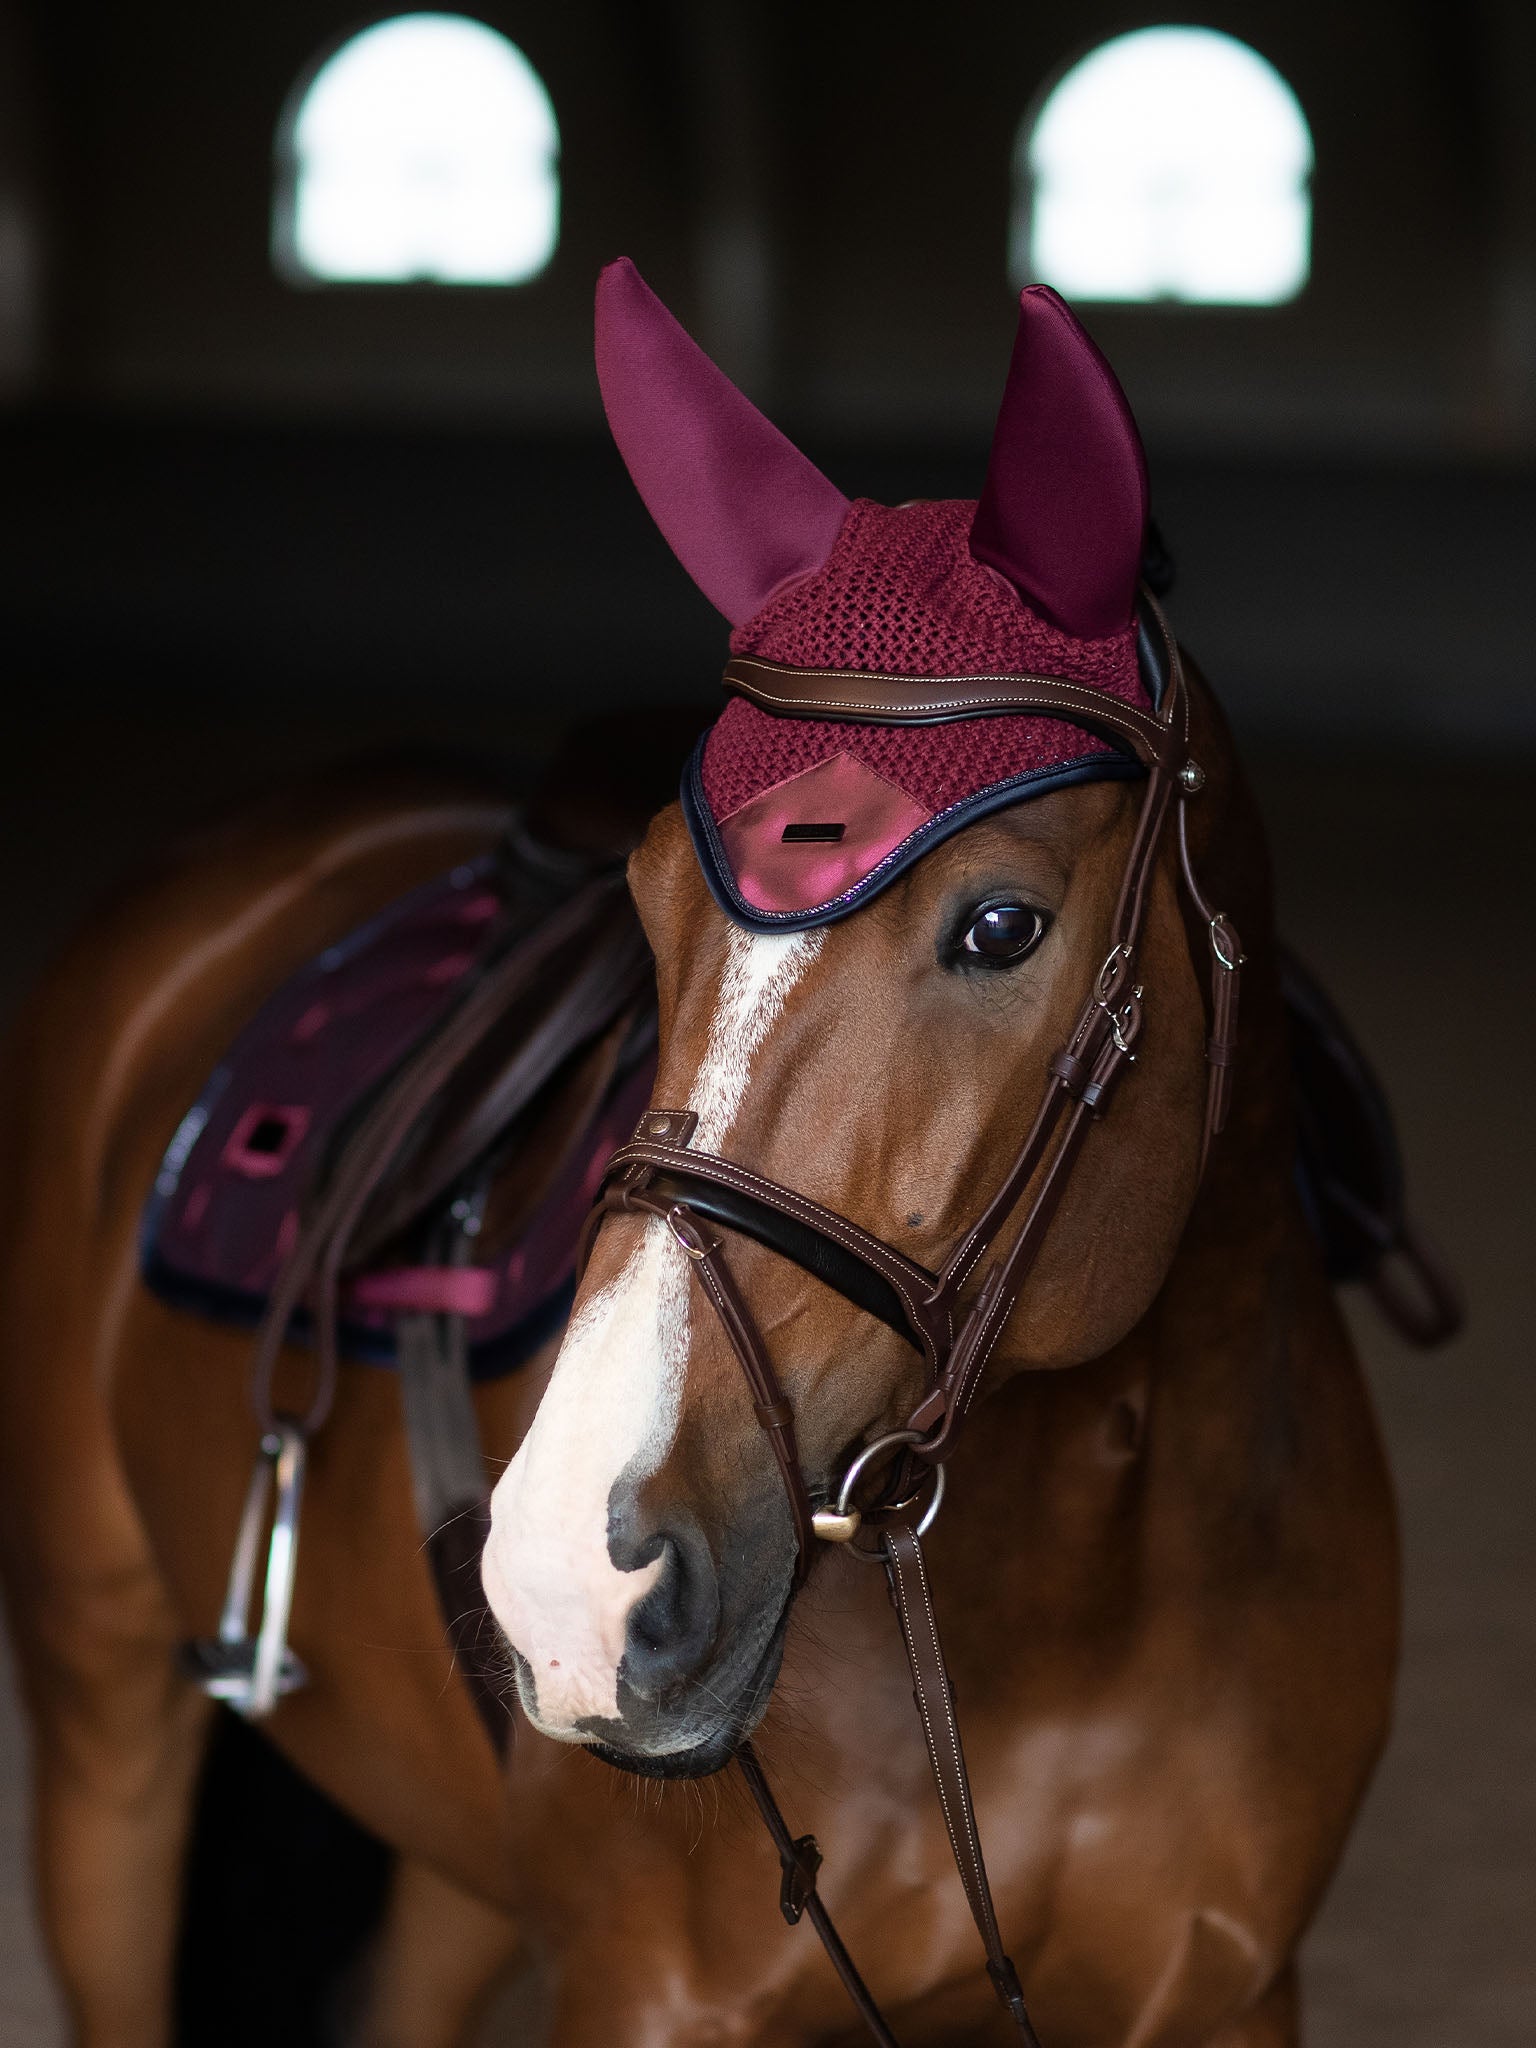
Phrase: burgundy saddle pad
[{"left": 139, "top": 857, "right": 653, "bottom": 1377}]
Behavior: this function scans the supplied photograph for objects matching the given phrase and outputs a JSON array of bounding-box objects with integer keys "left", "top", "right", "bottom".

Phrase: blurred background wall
[{"left": 1, "top": 0, "right": 1533, "bottom": 745}]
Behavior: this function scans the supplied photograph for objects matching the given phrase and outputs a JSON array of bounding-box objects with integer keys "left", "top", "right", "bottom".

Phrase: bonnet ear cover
[
  {"left": 970, "top": 285, "right": 1148, "bottom": 639},
  {"left": 594, "top": 257, "right": 849, "bottom": 625},
  {"left": 595, "top": 264, "right": 1155, "bottom": 932}
]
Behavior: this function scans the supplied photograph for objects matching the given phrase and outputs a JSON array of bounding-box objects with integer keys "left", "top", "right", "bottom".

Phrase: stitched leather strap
[
  {"left": 723, "top": 655, "right": 1182, "bottom": 771},
  {"left": 643, "top": 1167, "right": 928, "bottom": 1345},
  {"left": 584, "top": 1184, "right": 819, "bottom": 1578},
  {"left": 1177, "top": 799, "right": 1244, "bottom": 1172},
  {"left": 883, "top": 1525, "right": 1042, "bottom": 2043},
  {"left": 658, "top": 1204, "right": 819, "bottom": 1579},
  {"left": 601, "top": 1138, "right": 949, "bottom": 1363}
]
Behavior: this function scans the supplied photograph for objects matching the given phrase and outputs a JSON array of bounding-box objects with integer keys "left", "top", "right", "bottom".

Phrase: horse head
[{"left": 482, "top": 260, "right": 1246, "bottom": 1775}]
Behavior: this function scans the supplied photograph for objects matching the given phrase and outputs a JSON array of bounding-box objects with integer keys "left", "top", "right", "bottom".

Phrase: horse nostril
[{"left": 621, "top": 1527, "right": 721, "bottom": 1702}]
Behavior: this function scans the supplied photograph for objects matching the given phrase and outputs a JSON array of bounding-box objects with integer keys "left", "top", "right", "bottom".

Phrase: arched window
[
  {"left": 274, "top": 13, "right": 559, "bottom": 286},
  {"left": 1014, "top": 27, "right": 1312, "bottom": 306}
]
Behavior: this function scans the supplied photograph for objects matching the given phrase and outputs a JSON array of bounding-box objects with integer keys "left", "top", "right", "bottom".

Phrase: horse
[{"left": 0, "top": 263, "right": 1406, "bottom": 2048}]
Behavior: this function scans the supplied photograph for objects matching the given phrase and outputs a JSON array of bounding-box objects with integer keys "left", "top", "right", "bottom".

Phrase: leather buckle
[
  {"left": 632, "top": 1107, "right": 697, "bottom": 1146},
  {"left": 779, "top": 1832, "right": 823, "bottom": 1925}
]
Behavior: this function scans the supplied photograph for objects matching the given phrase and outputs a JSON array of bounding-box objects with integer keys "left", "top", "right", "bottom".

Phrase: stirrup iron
[{"left": 181, "top": 1420, "right": 308, "bottom": 1714}]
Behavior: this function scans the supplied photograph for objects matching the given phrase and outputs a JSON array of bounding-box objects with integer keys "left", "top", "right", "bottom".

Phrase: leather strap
[
  {"left": 394, "top": 1208, "right": 510, "bottom": 1757},
  {"left": 1177, "top": 799, "right": 1244, "bottom": 1173},
  {"left": 598, "top": 1140, "right": 948, "bottom": 1363},
  {"left": 347, "top": 920, "right": 654, "bottom": 1260},
  {"left": 723, "top": 655, "right": 1183, "bottom": 771},
  {"left": 660, "top": 1205, "right": 818, "bottom": 1578},
  {"left": 247, "top": 867, "right": 645, "bottom": 1436},
  {"left": 736, "top": 1743, "right": 903, "bottom": 2048},
  {"left": 589, "top": 1189, "right": 818, "bottom": 1578},
  {"left": 883, "top": 1525, "right": 1042, "bottom": 2044}
]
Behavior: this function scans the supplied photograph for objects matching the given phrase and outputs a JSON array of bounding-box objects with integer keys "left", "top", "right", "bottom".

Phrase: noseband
[{"left": 578, "top": 600, "right": 1243, "bottom": 2045}]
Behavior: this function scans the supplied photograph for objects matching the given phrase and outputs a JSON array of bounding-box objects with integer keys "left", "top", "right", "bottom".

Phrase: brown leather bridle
[{"left": 579, "top": 598, "right": 1244, "bottom": 2046}]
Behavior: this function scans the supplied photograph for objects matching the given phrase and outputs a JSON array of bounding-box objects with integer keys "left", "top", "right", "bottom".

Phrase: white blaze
[{"left": 483, "top": 926, "right": 821, "bottom": 1733}]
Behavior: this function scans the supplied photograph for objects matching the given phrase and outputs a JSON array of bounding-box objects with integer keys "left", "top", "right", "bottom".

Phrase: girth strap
[{"left": 395, "top": 1206, "right": 510, "bottom": 1758}]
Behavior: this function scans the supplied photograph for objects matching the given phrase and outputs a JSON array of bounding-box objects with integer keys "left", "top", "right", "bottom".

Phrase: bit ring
[{"left": 822, "top": 1427, "right": 946, "bottom": 1559}]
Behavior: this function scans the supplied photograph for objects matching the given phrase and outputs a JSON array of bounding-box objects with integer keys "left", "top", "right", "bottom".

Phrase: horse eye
[{"left": 959, "top": 902, "right": 1047, "bottom": 966}]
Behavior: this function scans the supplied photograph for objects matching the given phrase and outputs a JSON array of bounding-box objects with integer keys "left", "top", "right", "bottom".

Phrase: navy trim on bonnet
[{"left": 681, "top": 740, "right": 1144, "bottom": 935}]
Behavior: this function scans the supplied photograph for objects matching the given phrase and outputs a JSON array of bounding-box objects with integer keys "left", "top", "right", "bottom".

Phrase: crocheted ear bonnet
[{"left": 595, "top": 259, "right": 1153, "bottom": 932}]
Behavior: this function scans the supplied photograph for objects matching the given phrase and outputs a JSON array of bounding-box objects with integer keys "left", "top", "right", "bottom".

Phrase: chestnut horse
[{"left": 0, "top": 269, "right": 1398, "bottom": 2048}]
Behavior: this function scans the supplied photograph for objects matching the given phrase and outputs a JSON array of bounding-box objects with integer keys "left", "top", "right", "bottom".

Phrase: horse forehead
[{"left": 655, "top": 921, "right": 825, "bottom": 1106}]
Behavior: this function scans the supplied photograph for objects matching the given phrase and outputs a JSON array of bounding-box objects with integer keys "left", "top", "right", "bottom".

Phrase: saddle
[
  {"left": 158, "top": 714, "right": 701, "bottom": 1719},
  {"left": 1284, "top": 948, "right": 1461, "bottom": 1346},
  {"left": 142, "top": 839, "right": 659, "bottom": 1376},
  {"left": 141, "top": 712, "right": 711, "bottom": 1377}
]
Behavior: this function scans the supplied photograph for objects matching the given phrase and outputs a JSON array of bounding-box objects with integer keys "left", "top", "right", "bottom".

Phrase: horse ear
[
  {"left": 595, "top": 259, "right": 849, "bottom": 626},
  {"left": 969, "top": 286, "right": 1148, "bottom": 640}
]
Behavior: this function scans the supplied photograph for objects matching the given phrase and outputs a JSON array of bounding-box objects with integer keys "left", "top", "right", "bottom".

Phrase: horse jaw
[{"left": 482, "top": 926, "right": 821, "bottom": 1742}]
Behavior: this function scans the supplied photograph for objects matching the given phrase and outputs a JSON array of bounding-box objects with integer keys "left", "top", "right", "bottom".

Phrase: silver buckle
[
  {"left": 182, "top": 1421, "right": 308, "bottom": 1716},
  {"left": 1095, "top": 944, "right": 1144, "bottom": 1059},
  {"left": 1093, "top": 942, "right": 1135, "bottom": 1008}
]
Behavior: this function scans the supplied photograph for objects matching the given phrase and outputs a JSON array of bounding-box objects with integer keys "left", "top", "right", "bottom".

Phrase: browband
[{"left": 721, "top": 655, "right": 1180, "bottom": 770}]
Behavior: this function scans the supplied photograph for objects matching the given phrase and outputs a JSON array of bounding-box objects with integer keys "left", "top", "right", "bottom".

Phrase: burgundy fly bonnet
[{"left": 596, "top": 258, "right": 1155, "bottom": 931}]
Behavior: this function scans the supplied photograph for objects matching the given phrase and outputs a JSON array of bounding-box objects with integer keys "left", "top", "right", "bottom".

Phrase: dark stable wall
[
  {"left": 4, "top": 416, "right": 1534, "bottom": 753},
  {"left": 14, "top": 0, "right": 1536, "bottom": 448},
  {"left": 3, "top": 0, "right": 1533, "bottom": 751}
]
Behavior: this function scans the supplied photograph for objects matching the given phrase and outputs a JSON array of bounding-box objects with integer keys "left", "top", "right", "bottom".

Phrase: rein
[{"left": 580, "top": 598, "right": 1244, "bottom": 2044}]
